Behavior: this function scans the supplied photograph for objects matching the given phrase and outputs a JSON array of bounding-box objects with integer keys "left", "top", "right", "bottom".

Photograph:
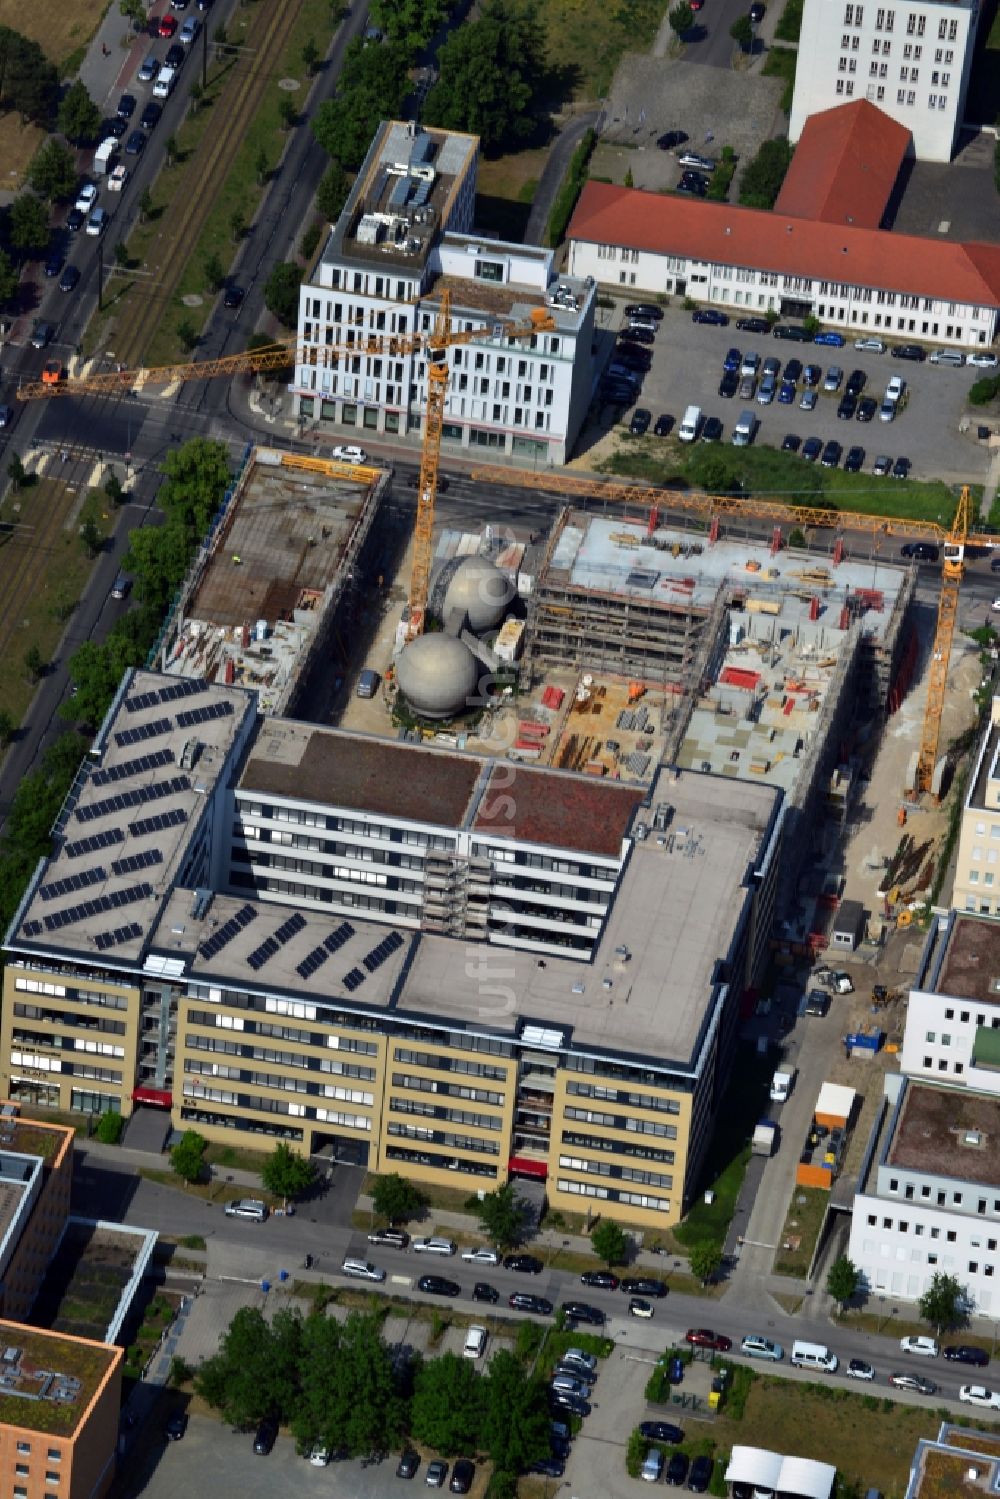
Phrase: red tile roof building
[{"left": 774, "top": 100, "right": 911, "bottom": 229}]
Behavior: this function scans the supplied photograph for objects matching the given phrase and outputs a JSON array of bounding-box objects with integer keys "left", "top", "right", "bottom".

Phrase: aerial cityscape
[{"left": 3, "top": 0, "right": 1000, "bottom": 1494}]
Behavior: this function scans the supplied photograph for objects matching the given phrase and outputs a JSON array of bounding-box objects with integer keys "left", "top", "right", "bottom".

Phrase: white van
[
  {"left": 679, "top": 404, "right": 702, "bottom": 442},
  {"left": 153, "top": 65, "right": 177, "bottom": 98},
  {"left": 791, "top": 1340, "right": 838, "bottom": 1373},
  {"left": 224, "top": 1198, "right": 267, "bottom": 1221},
  {"left": 732, "top": 409, "right": 757, "bottom": 447}
]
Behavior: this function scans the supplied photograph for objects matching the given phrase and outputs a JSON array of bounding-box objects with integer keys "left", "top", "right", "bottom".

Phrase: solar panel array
[
  {"left": 64, "top": 828, "right": 125, "bottom": 860},
  {"left": 247, "top": 911, "right": 307, "bottom": 972},
  {"left": 343, "top": 967, "right": 366, "bottom": 992},
  {"left": 111, "top": 848, "right": 163, "bottom": 877},
  {"left": 124, "top": 678, "right": 205, "bottom": 713},
  {"left": 22, "top": 920, "right": 43, "bottom": 938},
  {"left": 77, "top": 776, "right": 189, "bottom": 824},
  {"left": 115, "top": 717, "right": 173, "bottom": 748},
  {"left": 130, "top": 806, "right": 187, "bottom": 839},
  {"left": 363, "top": 930, "right": 405, "bottom": 973},
  {"left": 43, "top": 882, "right": 154, "bottom": 932},
  {"left": 92, "top": 747, "right": 174, "bottom": 787},
  {"left": 295, "top": 921, "right": 355, "bottom": 981},
  {"left": 176, "top": 700, "right": 233, "bottom": 729},
  {"left": 39, "top": 865, "right": 107, "bottom": 902},
  {"left": 94, "top": 921, "right": 144, "bottom": 952},
  {"left": 199, "top": 902, "right": 256, "bottom": 961}
]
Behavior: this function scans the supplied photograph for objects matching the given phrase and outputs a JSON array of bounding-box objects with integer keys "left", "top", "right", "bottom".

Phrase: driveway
[{"left": 525, "top": 113, "right": 598, "bottom": 245}]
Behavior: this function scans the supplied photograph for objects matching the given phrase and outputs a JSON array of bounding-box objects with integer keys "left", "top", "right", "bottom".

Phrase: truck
[
  {"left": 107, "top": 165, "right": 130, "bottom": 193},
  {"left": 752, "top": 1120, "right": 778, "bottom": 1156},
  {"left": 769, "top": 1068, "right": 795, "bottom": 1103},
  {"left": 94, "top": 138, "right": 117, "bottom": 176}
]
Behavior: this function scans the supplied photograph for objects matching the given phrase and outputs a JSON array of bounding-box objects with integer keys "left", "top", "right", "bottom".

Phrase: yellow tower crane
[
  {"left": 468, "top": 462, "right": 981, "bottom": 796},
  {"left": 17, "top": 294, "right": 555, "bottom": 640}
]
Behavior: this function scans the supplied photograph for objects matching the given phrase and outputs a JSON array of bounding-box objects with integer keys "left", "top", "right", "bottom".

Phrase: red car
[
  {"left": 685, "top": 1328, "right": 732, "bottom": 1351},
  {"left": 158, "top": 13, "right": 178, "bottom": 35}
]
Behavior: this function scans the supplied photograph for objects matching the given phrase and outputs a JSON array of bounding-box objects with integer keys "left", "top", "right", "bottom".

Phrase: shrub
[
  {"left": 626, "top": 1429, "right": 648, "bottom": 1478},
  {"left": 775, "top": 0, "right": 804, "bottom": 39},
  {"left": 969, "top": 375, "right": 1000, "bottom": 406},
  {"left": 94, "top": 1110, "right": 124, "bottom": 1144},
  {"left": 547, "top": 128, "right": 596, "bottom": 247},
  {"left": 299, "top": 220, "right": 322, "bottom": 260}
]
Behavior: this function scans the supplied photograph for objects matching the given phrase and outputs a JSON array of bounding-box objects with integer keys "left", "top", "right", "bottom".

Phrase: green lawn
[
  {"left": 774, "top": 0, "right": 804, "bottom": 40},
  {"left": 542, "top": 0, "right": 670, "bottom": 98},
  {"left": 600, "top": 437, "right": 966, "bottom": 527},
  {"left": 773, "top": 1186, "right": 830, "bottom": 1277},
  {"left": 673, "top": 1051, "right": 773, "bottom": 1254},
  {"left": 761, "top": 46, "right": 798, "bottom": 112}
]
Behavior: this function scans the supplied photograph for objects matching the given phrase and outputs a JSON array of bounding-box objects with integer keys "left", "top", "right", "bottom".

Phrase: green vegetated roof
[
  {"left": 0, "top": 1325, "right": 115, "bottom": 1436},
  {"left": 972, "top": 1024, "right": 1000, "bottom": 1071}
]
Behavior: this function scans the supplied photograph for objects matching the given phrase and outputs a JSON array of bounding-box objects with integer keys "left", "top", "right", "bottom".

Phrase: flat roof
[
  {"left": 322, "top": 120, "right": 477, "bottom": 274},
  {"left": 239, "top": 719, "right": 486, "bottom": 828},
  {"left": 406, "top": 769, "right": 778, "bottom": 1060},
  {"left": 0, "top": 1322, "right": 119, "bottom": 1437},
  {"left": 9, "top": 671, "right": 254, "bottom": 963},
  {"left": 935, "top": 914, "right": 1000, "bottom": 1004},
  {"left": 909, "top": 1441, "right": 1000, "bottom": 1499},
  {"left": 887, "top": 1081, "right": 1000, "bottom": 1187},
  {"left": 161, "top": 449, "right": 386, "bottom": 716},
  {"left": 968, "top": 722, "right": 1000, "bottom": 812},
  {"left": 475, "top": 765, "right": 642, "bottom": 858}
]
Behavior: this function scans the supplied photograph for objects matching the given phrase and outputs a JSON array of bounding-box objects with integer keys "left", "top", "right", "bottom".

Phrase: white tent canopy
[{"left": 725, "top": 1445, "right": 836, "bottom": 1499}]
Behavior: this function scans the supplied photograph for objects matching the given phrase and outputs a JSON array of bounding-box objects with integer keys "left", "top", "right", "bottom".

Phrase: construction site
[{"left": 154, "top": 447, "right": 389, "bottom": 716}]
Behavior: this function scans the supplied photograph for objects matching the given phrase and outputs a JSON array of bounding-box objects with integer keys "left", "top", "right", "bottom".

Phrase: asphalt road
[{"left": 524, "top": 112, "right": 598, "bottom": 246}]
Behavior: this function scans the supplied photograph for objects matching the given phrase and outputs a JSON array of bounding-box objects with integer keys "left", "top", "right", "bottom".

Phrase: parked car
[
  {"left": 856, "top": 396, "right": 878, "bottom": 422},
  {"left": 901, "top": 1336, "right": 939, "bottom": 1357},
  {"left": 901, "top": 541, "right": 938, "bottom": 560},
  {"left": 689, "top": 1456, "right": 714, "bottom": 1492},
  {"left": 159, "top": 13, "right": 179, "bottom": 34},
  {"left": 67, "top": 207, "right": 85, "bottom": 232},
  {"left": 822, "top": 365, "right": 843, "bottom": 391},
  {"left": 137, "top": 53, "right": 158, "bottom": 81},
  {"left": 846, "top": 1359, "right": 875, "bottom": 1380},
  {"left": 621, "top": 1278, "right": 668, "bottom": 1297},
  {"left": 778, "top": 379, "right": 796, "bottom": 404},
  {"left": 892, "top": 456, "right": 911, "bottom": 479},
  {"left": 504, "top": 1253, "right": 543, "bottom": 1273},
  {"left": 944, "top": 1346, "right": 989, "bottom": 1366},
  {"left": 533, "top": 1457, "right": 566, "bottom": 1478},
  {"left": 368, "top": 1228, "right": 410, "bottom": 1248},
  {"left": 666, "top": 1452, "right": 691, "bottom": 1486},
  {"left": 141, "top": 101, "right": 162, "bottom": 129},
  {"left": 959, "top": 1385, "right": 1000, "bottom": 1409},
  {"left": 741, "top": 1335, "right": 783, "bottom": 1360},
  {"left": 309, "top": 1445, "right": 331, "bottom": 1467},
  {"left": 821, "top": 440, "right": 842, "bottom": 468},
  {"left": 837, "top": 395, "right": 857, "bottom": 420},
  {"left": 560, "top": 1302, "right": 605, "bottom": 1326},
  {"left": 801, "top": 436, "right": 822, "bottom": 462},
  {"left": 799, "top": 389, "right": 817, "bottom": 411},
  {"left": 854, "top": 336, "right": 886, "bottom": 353},
  {"left": 814, "top": 330, "right": 846, "bottom": 346},
  {"left": 625, "top": 303, "right": 664, "bottom": 321},
  {"left": 692, "top": 309, "right": 729, "bottom": 326},
  {"left": 581, "top": 1270, "right": 619, "bottom": 1289},
  {"left": 846, "top": 368, "right": 867, "bottom": 395},
  {"left": 629, "top": 408, "right": 651, "bottom": 435},
  {"left": 509, "top": 1293, "right": 553, "bottom": 1314},
  {"left": 85, "top": 207, "right": 109, "bottom": 236},
  {"left": 844, "top": 445, "right": 865, "bottom": 472},
  {"left": 642, "top": 1449, "right": 665, "bottom": 1483},
  {"left": 891, "top": 343, "right": 925, "bottom": 361},
  {"left": 888, "top": 1372, "right": 937, "bottom": 1395},
  {"left": 165, "top": 41, "right": 186, "bottom": 65},
  {"left": 125, "top": 130, "right": 147, "bottom": 155},
  {"left": 472, "top": 1282, "right": 499, "bottom": 1303},
  {"left": 59, "top": 265, "right": 81, "bottom": 294},
  {"left": 117, "top": 92, "right": 137, "bottom": 118},
  {"left": 461, "top": 1247, "right": 500, "bottom": 1265},
  {"left": 718, "top": 372, "right": 739, "bottom": 399},
  {"left": 629, "top": 1298, "right": 655, "bottom": 1318},
  {"left": 653, "top": 413, "right": 673, "bottom": 436},
  {"left": 686, "top": 1329, "right": 732, "bottom": 1351},
  {"left": 253, "top": 1418, "right": 277, "bottom": 1455},
  {"left": 425, "top": 1460, "right": 448, "bottom": 1488},
  {"left": 640, "top": 1421, "right": 684, "bottom": 1443},
  {"left": 179, "top": 17, "right": 200, "bottom": 42},
  {"left": 678, "top": 151, "right": 717, "bottom": 172},
  {"left": 804, "top": 988, "right": 829, "bottom": 1014},
  {"left": 417, "top": 1275, "right": 461, "bottom": 1297},
  {"left": 75, "top": 181, "right": 98, "bottom": 213},
  {"left": 969, "top": 352, "right": 1000, "bottom": 369},
  {"left": 781, "top": 433, "right": 801, "bottom": 452},
  {"left": 397, "top": 1450, "right": 420, "bottom": 1479},
  {"left": 873, "top": 454, "right": 893, "bottom": 476},
  {"left": 450, "top": 1459, "right": 475, "bottom": 1493},
  {"left": 331, "top": 444, "right": 369, "bottom": 463},
  {"left": 165, "top": 1410, "right": 188, "bottom": 1439}
]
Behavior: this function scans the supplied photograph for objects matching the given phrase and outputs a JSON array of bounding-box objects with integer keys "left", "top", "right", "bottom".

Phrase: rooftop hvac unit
[
  {"left": 963, "top": 1131, "right": 985, "bottom": 1147},
  {"left": 356, "top": 215, "right": 384, "bottom": 245}
]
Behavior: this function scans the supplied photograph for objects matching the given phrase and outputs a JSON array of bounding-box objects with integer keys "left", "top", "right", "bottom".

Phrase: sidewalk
[{"left": 79, "top": 2, "right": 156, "bottom": 113}]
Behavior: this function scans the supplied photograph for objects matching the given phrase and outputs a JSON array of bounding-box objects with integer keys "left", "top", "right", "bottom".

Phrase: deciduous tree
[
  {"left": 919, "top": 1271, "right": 966, "bottom": 1336},
  {"left": 826, "top": 1255, "right": 860, "bottom": 1314},
  {"left": 58, "top": 79, "right": 100, "bottom": 144},
  {"left": 410, "top": 1352, "right": 483, "bottom": 1454},
  {"left": 264, "top": 261, "right": 303, "bottom": 326},
  {"left": 9, "top": 193, "right": 50, "bottom": 256},
  {"left": 591, "top": 1218, "right": 628, "bottom": 1267},
  {"left": 468, "top": 1183, "right": 522, "bottom": 1251},
  {"left": 311, "top": 39, "right": 411, "bottom": 167},
  {"left": 668, "top": 2, "right": 694, "bottom": 33},
  {"left": 316, "top": 160, "right": 350, "bottom": 222},
  {"left": 422, "top": 0, "right": 547, "bottom": 152},
  {"left": 262, "top": 1143, "right": 315, "bottom": 1206},
  {"left": 738, "top": 136, "right": 794, "bottom": 209},
  {"left": 28, "top": 138, "right": 77, "bottom": 202},
  {"left": 729, "top": 14, "right": 754, "bottom": 45},
  {"left": 170, "top": 1129, "right": 208, "bottom": 1184},
  {"left": 481, "top": 1349, "right": 550, "bottom": 1473},
  {"left": 371, "top": 1172, "right": 427, "bottom": 1224},
  {"left": 0, "top": 27, "right": 58, "bottom": 124},
  {"left": 369, "top": 0, "right": 451, "bottom": 48},
  {"left": 690, "top": 1242, "right": 723, "bottom": 1286}
]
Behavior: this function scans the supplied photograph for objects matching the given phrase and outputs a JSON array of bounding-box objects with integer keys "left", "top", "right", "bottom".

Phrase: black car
[
  {"left": 59, "top": 265, "right": 81, "bottom": 293},
  {"left": 856, "top": 395, "right": 878, "bottom": 422},
  {"left": 943, "top": 1345, "right": 989, "bottom": 1366},
  {"left": 560, "top": 1302, "right": 606, "bottom": 1326},
  {"left": 165, "top": 42, "right": 186, "bottom": 66},
  {"left": 622, "top": 326, "right": 655, "bottom": 345},
  {"left": 846, "top": 368, "right": 867, "bottom": 396},
  {"left": 624, "top": 303, "right": 664, "bottom": 321},
  {"left": 640, "top": 1421, "right": 684, "bottom": 1443},
  {"left": 821, "top": 440, "right": 842, "bottom": 468},
  {"left": 892, "top": 456, "right": 911, "bottom": 479},
  {"left": 772, "top": 324, "right": 812, "bottom": 342},
  {"left": 504, "top": 1253, "right": 544, "bottom": 1274},
  {"left": 653, "top": 414, "right": 673, "bottom": 436},
  {"left": 680, "top": 170, "right": 709, "bottom": 190},
  {"left": 737, "top": 316, "right": 771, "bottom": 333},
  {"left": 603, "top": 386, "right": 638, "bottom": 406},
  {"left": 667, "top": 1452, "right": 691, "bottom": 1486},
  {"left": 549, "top": 1392, "right": 591, "bottom": 1417},
  {"left": 532, "top": 1458, "right": 566, "bottom": 1478},
  {"left": 802, "top": 436, "right": 823, "bottom": 462},
  {"left": 472, "top": 1281, "right": 499, "bottom": 1303},
  {"left": 140, "top": 101, "right": 162, "bottom": 130},
  {"left": 802, "top": 363, "right": 821, "bottom": 386},
  {"left": 701, "top": 416, "right": 723, "bottom": 441},
  {"left": 805, "top": 988, "right": 830, "bottom": 1015},
  {"left": 450, "top": 1459, "right": 475, "bottom": 1494},
  {"left": 892, "top": 343, "right": 926, "bottom": 361},
  {"left": 836, "top": 394, "right": 856, "bottom": 420},
  {"left": 900, "top": 541, "right": 938, "bottom": 560},
  {"left": 67, "top": 207, "right": 85, "bottom": 232},
  {"left": 616, "top": 345, "right": 652, "bottom": 367},
  {"left": 844, "top": 444, "right": 865, "bottom": 472},
  {"left": 397, "top": 1450, "right": 420, "bottom": 1479},
  {"left": 418, "top": 1275, "right": 461, "bottom": 1297},
  {"left": 676, "top": 179, "right": 707, "bottom": 197},
  {"left": 749, "top": 0, "right": 765, "bottom": 18},
  {"left": 689, "top": 1456, "right": 714, "bottom": 1492},
  {"left": 581, "top": 1270, "right": 618, "bottom": 1289},
  {"left": 125, "top": 130, "right": 147, "bottom": 155},
  {"left": 253, "top": 1417, "right": 277, "bottom": 1455},
  {"left": 102, "top": 115, "right": 128, "bottom": 139},
  {"left": 509, "top": 1292, "right": 553, "bottom": 1314},
  {"left": 784, "top": 357, "right": 803, "bottom": 382},
  {"left": 656, "top": 131, "right": 688, "bottom": 150},
  {"left": 719, "top": 371, "right": 739, "bottom": 399},
  {"left": 692, "top": 309, "right": 729, "bottom": 326},
  {"left": 117, "top": 93, "right": 137, "bottom": 118},
  {"left": 629, "top": 409, "right": 651, "bottom": 435},
  {"left": 165, "top": 1410, "right": 188, "bottom": 1440},
  {"left": 44, "top": 252, "right": 63, "bottom": 277},
  {"left": 781, "top": 433, "right": 801, "bottom": 452},
  {"left": 621, "top": 1277, "right": 669, "bottom": 1297}
]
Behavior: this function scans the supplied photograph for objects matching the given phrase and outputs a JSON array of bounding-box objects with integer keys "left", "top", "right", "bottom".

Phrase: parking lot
[{"left": 592, "top": 299, "right": 994, "bottom": 486}]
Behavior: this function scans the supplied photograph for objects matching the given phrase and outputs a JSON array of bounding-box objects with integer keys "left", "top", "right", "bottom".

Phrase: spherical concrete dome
[
  {"left": 396, "top": 633, "right": 480, "bottom": 721},
  {"left": 430, "top": 555, "right": 514, "bottom": 634}
]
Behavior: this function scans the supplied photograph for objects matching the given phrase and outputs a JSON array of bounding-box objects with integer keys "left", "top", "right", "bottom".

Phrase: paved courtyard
[{"left": 891, "top": 128, "right": 1000, "bottom": 243}]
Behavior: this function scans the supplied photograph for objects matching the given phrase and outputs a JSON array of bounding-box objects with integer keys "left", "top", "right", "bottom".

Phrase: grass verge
[
  {"left": 542, "top": 0, "right": 671, "bottom": 97},
  {"left": 547, "top": 128, "right": 596, "bottom": 246},
  {"left": 773, "top": 1186, "right": 830, "bottom": 1277},
  {"left": 599, "top": 436, "right": 966, "bottom": 527},
  {"left": 774, "top": 0, "right": 804, "bottom": 40},
  {"left": 138, "top": 1166, "right": 277, "bottom": 1209},
  {"left": 673, "top": 1050, "right": 772, "bottom": 1255},
  {"left": 762, "top": 46, "right": 798, "bottom": 112},
  {"left": 203, "top": 1142, "right": 271, "bottom": 1176}
]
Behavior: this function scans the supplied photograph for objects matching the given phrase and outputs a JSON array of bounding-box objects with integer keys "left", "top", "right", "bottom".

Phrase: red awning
[
  {"left": 132, "top": 1087, "right": 172, "bottom": 1109},
  {"left": 508, "top": 1155, "right": 548, "bottom": 1179}
]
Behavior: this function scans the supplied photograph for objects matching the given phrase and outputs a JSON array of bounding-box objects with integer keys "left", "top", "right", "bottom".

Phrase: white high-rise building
[
  {"left": 789, "top": 0, "right": 980, "bottom": 161},
  {"left": 292, "top": 120, "right": 596, "bottom": 465}
]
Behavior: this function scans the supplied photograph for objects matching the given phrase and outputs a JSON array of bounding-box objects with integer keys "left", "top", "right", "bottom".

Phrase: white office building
[
  {"left": 292, "top": 120, "right": 596, "bottom": 465},
  {"left": 789, "top": 0, "right": 980, "bottom": 161}
]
